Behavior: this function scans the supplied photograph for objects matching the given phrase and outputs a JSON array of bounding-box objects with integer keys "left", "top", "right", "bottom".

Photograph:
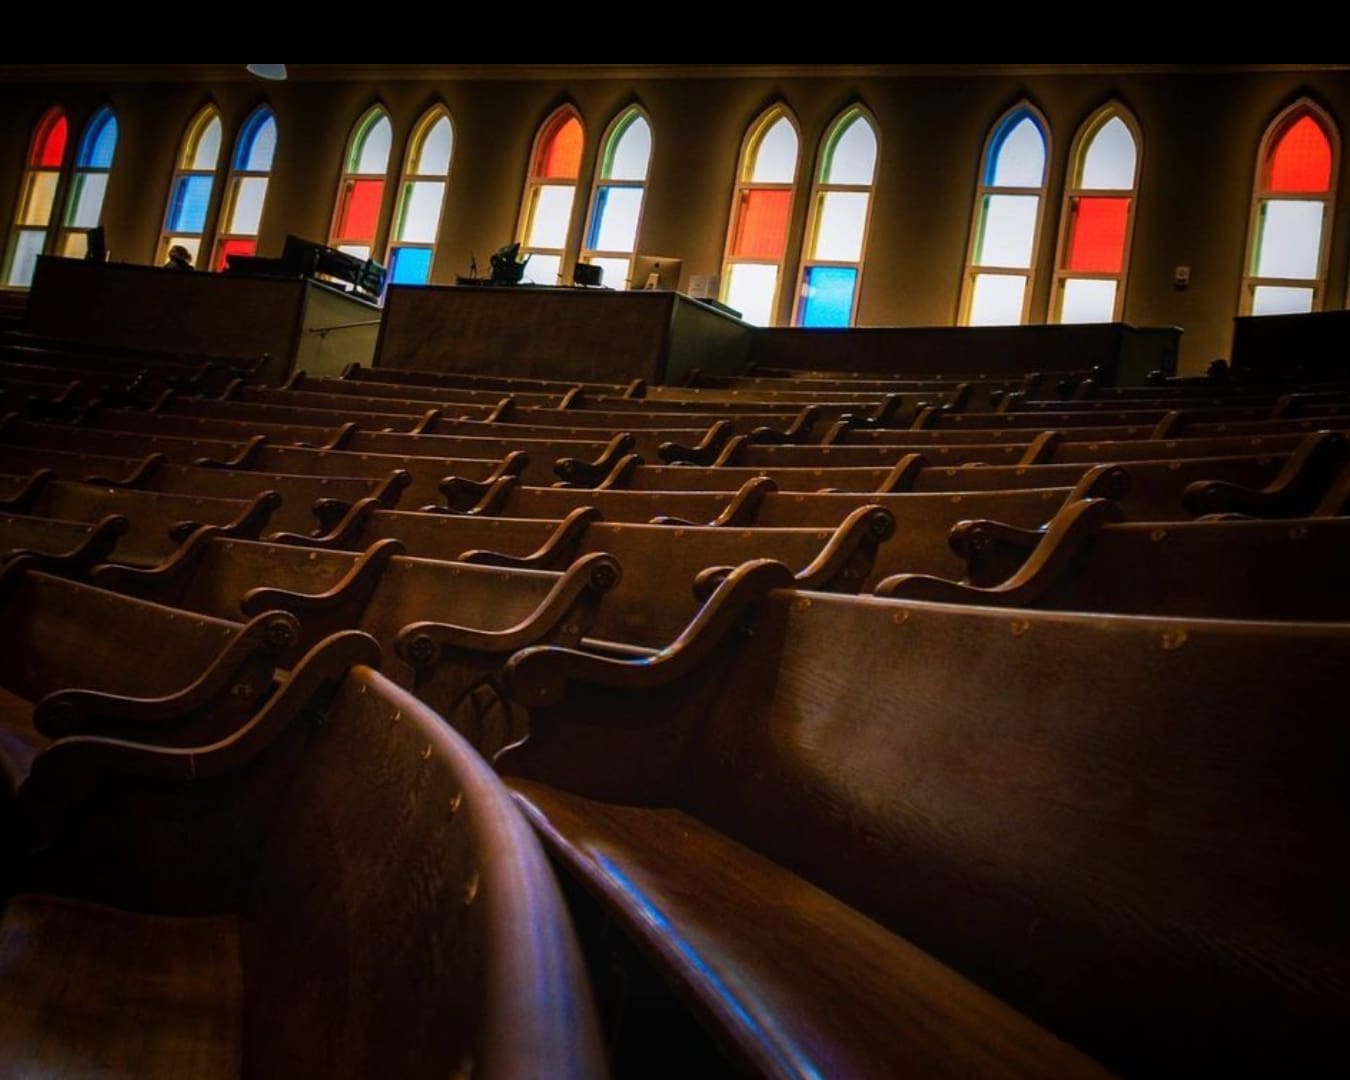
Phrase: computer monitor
[{"left": 628, "top": 255, "right": 683, "bottom": 292}]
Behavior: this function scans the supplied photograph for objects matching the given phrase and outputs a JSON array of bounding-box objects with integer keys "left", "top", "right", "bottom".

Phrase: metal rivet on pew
[
  {"left": 421, "top": 745, "right": 433, "bottom": 761},
  {"left": 794, "top": 597, "right": 811, "bottom": 610},
  {"left": 449, "top": 792, "right": 462, "bottom": 814},
  {"left": 1010, "top": 618, "right": 1031, "bottom": 636},
  {"left": 1289, "top": 526, "right": 1309, "bottom": 540},
  {"left": 892, "top": 610, "right": 909, "bottom": 625},
  {"left": 1149, "top": 529, "right": 1167, "bottom": 542},
  {"left": 464, "top": 872, "right": 480, "bottom": 906},
  {"left": 1161, "top": 630, "right": 1188, "bottom": 651}
]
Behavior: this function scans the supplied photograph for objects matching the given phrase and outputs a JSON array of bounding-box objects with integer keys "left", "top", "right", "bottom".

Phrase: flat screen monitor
[{"left": 628, "top": 255, "right": 683, "bottom": 292}]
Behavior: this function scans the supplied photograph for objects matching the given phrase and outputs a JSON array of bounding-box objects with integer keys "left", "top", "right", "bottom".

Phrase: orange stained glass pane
[
  {"left": 215, "top": 238, "right": 255, "bottom": 271},
  {"left": 730, "top": 189, "right": 792, "bottom": 260},
  {"left": 537, "top": 116, "right": 583, "bottom": 179},
  {"left": 1267, "top": 114, "right": 1334, "bottom": 193},
  {"left": 1065, "top": 196, "right": 1130, "bottom": 273},
  {"left": 337, "top": 179, "right": 385, "bottom": 242},
  {"left": 33, "top": 113, "right": 68, "bottom": 168}
]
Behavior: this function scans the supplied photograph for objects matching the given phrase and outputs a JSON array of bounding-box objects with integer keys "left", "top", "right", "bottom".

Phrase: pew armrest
[
  {"left": 459, "top": 506, "right": 599, "bottom": 571},
  {"left": 794, "top": 505, "right": 896, "bottom": 593},
  {"left": 269, "top": 496, "right": 380, "bottom": 549},
  {"left": 4, "top": 514, "right": 128, "bottom": 576},
  {"left": 651, "top": 476, "right": 776, "bottom": 528},
  {"left": 240, "top": 538, "right": 406, "bottom": 618},
  {"left": 1182, "top": 430, "right": 1346, "bottom": 517}
]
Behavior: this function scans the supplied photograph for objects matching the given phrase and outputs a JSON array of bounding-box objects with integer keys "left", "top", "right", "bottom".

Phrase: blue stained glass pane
[
  {"left": 390, "top": 246, "right": 432, "bottom": 285},
  {"left": 168, "top": 175, "right": 213, "bottom": 232},
  {"left": 984, "top": 110, "right": 1046, "bottom": 187},
  {"left": 235, "top": 111, "right": 277, "bottom": 171},
  {"left": 78, "top": 109, "right": 118, "bottom": 168},
  {"left": 801, "top": 266, "right": 857, "bottom": 327}
]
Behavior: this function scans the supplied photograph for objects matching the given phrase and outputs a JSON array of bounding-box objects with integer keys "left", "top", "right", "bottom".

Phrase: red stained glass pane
[
  {"left": 536, "top": 116, "right": 583, "bottom": 179},
  {"left": 1267, "top": 114, "right": 1333, "bottom": 193},
  {"left": 730, "top": 189, "right": 792, "bottom": 259},
  {"left": 338, "top": 178, "right": 385, "bottom": 242},
  {"left": 33, "top": 112, "right": 68, "bottom": 167},
  {"left": 1065, "top": 196, "right": 1130, "bottom": 273},
  {"left": 215, "top": 238, "right": 256, "bottom": 271}
]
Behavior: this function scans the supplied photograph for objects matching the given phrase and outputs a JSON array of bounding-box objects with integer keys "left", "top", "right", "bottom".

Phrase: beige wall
[{"left": 1, "top": 66, "right": 1348, "bottom": 374}]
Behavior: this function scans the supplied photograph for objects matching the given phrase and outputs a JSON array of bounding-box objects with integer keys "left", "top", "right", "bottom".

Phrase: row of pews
[{"left": 0, "top": 336, "right": 1347, "bottom": 1077}]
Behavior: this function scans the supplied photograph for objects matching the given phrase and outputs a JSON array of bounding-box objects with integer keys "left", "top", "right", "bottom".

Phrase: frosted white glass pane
[
  {"left": 968, "top": 274, "right": 1027, "bottom": 325},
  {"left": 415, "top": 116, "right": 453, "bottom": 175},
  {"left": 812, "top": 192, "right": 869, "bottom": 261},
  {"left": 356, "top": 115, "right": 392, "bottom": 173},
  {"left": 1080, "top": 116, "right": 1136, "bottom": 189},
  {"left": 397, "top": 180, "right": 445, "bottom": 243},
  {"left": 975, "top": 194, "right": 1038, "bottom": 268},
  {"left": 61, "top": 232, "right": 88, "bottom": 258},
  {"left": 523, "top": 252, "right": 561, "bottom": 286},
  {"left": 66, "top": 172, "right": 108, "bottom": 228},
  {"left": 164, "top": 235, "right": 201, "bottom": 263},
  {"left": 6, "top": 230, "right": 46, "bottom": 286},
  {"left": 526, "top": 184, "right": 575, "bottom": 248},
  {"left": 1251, "top": 285, "right": 1315, "bottom": 315},
  {"left": 725, "top": 263, "right": 779, "bottom": 325},
  {"left": 823, "top": 116, "right": 877, "bottom": 184},
  {"left": 227, "top": 177, "right": 268, "bottom": 235},
  {"left": 591, "top": 186, "right": 644, "bottom": 252},
  {"left": 20, "top": 172, "right": 58, "bottom": 226},
  {"left": 192, "top": 117, "right": 222, "bottom": 169},
  {"left": 1059, "top": 278, "right": 1118, "bottom": 323},
  {"left": 750, "top": 117, "right": 798, "bottom": 183},
  {"left": 337, "top": 243, "right": 371, "bottom": 260},
  {"left": 991, "top": 116, "right": 1046, "bottom": 187},
  {"left": 584, "top": 256, "right": 631, "bottom": 288},
  {"left": 1254, "top": 200, "right": 1324, "bottom": 280},
  {"left": 606, "top": 116, "right": 651, "bottom": 181}
]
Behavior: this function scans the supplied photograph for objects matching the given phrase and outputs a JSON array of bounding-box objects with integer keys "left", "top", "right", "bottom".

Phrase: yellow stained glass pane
[{"left": 20, "top": 171, "right": 59, "bottom": 226}]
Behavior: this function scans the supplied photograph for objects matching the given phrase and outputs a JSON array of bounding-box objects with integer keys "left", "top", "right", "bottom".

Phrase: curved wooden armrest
[
  {"left": 4, "top": 513, "right": 128, "bottom": 576},
  {"left": 557, "top": 386, "right": 586, "bottom": 410},
  {"left": 240, "top": 537, "right": 405, "bottom": 618},
  {"left": 593, "top": 453, "right": 644, "bottom": 490},
  {"left": 503, "top": 558, "right": 794, "bottom": 708},
  {"left": 821, "top": 418, "right": 853, "bottom": 445},
  {"left": 996, "top": 390, "right": 1025, "bottom": 413},
  {"left": 312, "top": 497, "right": 355, "bottom": 535},
  {"left": 1150, "top": 410, "right": 1187, "bottom": 440},
  {"left": 483, "top": 397, "right": 514, "bottom": 424},
  {"left": 947, "top": 382, "right": 975, "bottom": 412},
  {"left": 877, "top": 498, "right": 1125, "bottom": 607},
  {"left": 487, "top": 450, "right": 530, "bottom": 482},
  {"left": 194, "top": 433, "right": 267, "bottom": 470},
  {"left": 555, "top": 435, "right": 636, "bottom": 486},
  {"left": 459, "top": 506, "right": 599, "bottom": 571},
  {"left": 440, "top": 474, "right": 518, "bottom": 515},
  {"left": 711, "top": 434, "right": 749, "bottom": 467},
  {"left": 92, "top": 524, "right": 222, "bottom": 602},
  {"left": 83, "top": 451, "right": 167, "bottom": 490},
  {"left": 34, "top": 609, "right": 300, "bottom": 738},
  {"left": 147, "top": 388, "right": 175, "bottom": 413},
  {"left": 270, "top": 496, "right": 379, "bottom": 549},
  {"left": 691, "top": 563, "right": 734, "bottom": 603},
  {"left": 175, "top": 490, "right": 279, "bottom": 545},
  {"left": 794, "top": 504, "right": 896, "bottom": 593},
  {"left": 909, "top": 405, "right": 937, "bottom": 430},
  {"left": 0, "top": 468, "right": 54, "bottom": 512},
  {"left": 373, "top": 468, "right": 412, "bottom": 508},
  {"left": 623, "top": 377, "right": 646, "bottom": 399},
  {"left": 652, "top": 475, "right": 776, "bottom": 529},
  {"left": 1182, "top": 430, "right": 1346, "bottom": 517},
  {"left": 1018, "top": 430, "right": 1062, "bottom": 466},
  {"left": 320, "top": 421, "right": 358, "bottom": 451},
  {"left": 659, "top": 420, "right": 731, "bottom": 465},
  {"left": 751, "top": 405, "right": 820, "bottom": 446},
  {"left": 217, "top": 377, "right": 242, "bottom": 401},
  {"left": 409, "top": 408, "right": 442, "bottom": 435},
  {"left": 397, "top": 551, "right": 621, "bottom": 664},
  {"left": 1069, "top": 463, "right": 1133, "bottom": 504},
  {"left": 869, "top": 393, "right": 906, "bottom": 426},
  {"left": 876, "top": 452, "right": 929, "bottom": 494}
]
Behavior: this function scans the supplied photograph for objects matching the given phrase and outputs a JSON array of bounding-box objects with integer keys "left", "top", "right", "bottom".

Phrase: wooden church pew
[
  {"left": 0, "top": 513, "right": 129, "bottom": 574},
  {"left": 0, "top": 652, "right": 607, "bottom": 1078},
  {"left": 497, "top": 565, "right": 1350, "bottom": 1076}
]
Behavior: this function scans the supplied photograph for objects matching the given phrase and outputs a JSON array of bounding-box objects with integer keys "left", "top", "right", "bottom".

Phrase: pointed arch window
[
  {"left": 794, "top": 107, "right": 877, "bottom": 327},
  {"left": 387, "top": 107, "right": 454, "bottom": 285},
  {"left": 1053, "top": 105, "right": 1141, "bottom": 323},
  {"left": 1241, "top": 102, "right": 1338, "bottom": 315},
  {"left": 4, "top": 108, "right": 68, "bottom": 287},
  {"left": 721, "top": 106, "right": 800, "bottom": 325},
  {"left": 580, "top": 107, "right": 652, "bottom": 288},
  {"left": 160, "top": 106, "right": 223, "bottom": 267},
  {"left": 517, "top": 107, "right": 585, "bottom": 286},
  {"left": 58, "top": 107, "right": 117, "bottom": 259},
  {"left": 214, "top": 107, "right": 277, "bottom": 271},
  {"left": 332, "top": 107, "right": 393, "bottom": 261},
  {"left": 961, "top": 104, "right": 1049, "bottom": 325}
]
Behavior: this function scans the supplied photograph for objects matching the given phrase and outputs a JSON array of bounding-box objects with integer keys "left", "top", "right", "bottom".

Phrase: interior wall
[{"left": 1, "top": 66, "right": 1347, "bottom": 374}]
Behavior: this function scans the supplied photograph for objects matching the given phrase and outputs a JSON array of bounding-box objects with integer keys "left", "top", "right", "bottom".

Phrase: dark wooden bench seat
[
  {"left": 0, "top": 659, "right": 606, "bottom": 1077},
  {"left": 880, "top": 499, "right": 1350, "bottom": 619},
  {"left": 497, "top": 568, "right": 1350, "bottom": 1076}
]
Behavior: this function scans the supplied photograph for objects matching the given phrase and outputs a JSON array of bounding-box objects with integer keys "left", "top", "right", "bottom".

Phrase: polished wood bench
[
  {"left": 498, "top": 568, "right": 1350, "bottom": 1076},
  {"left": 0, "top": 658, "right": 606, "bottom": 1077}
]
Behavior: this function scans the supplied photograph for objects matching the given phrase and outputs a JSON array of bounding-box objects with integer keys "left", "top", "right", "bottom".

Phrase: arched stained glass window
[
  {"left": 160, "top": 106, "right": 223, "bottom": 267},
  {"left": 517, "top": 107, "right": 585, "bottom": 286},
  {"left": 214, "top": 106, "right": 277, "bottom": 271},
  {"left": 4, "top": 108, "right": 68, "bottom": 287},
  {"left": 332, "top": 107, "right": 393, "bottom": 261},
  {"left": 794, "top": 106, "right": 878, "bottom": 327},
  {"left": 961, "top": 103, "right": 1049, "bottom": 326},
  {"left": 1241, "top": 101, "right": 1338, "bottom": 316},
  {"left": 721, "top": 105, "right": 800, "bottom": 326},
  {"left": 58, "top": 107, "right": 118, "bottom": 259},
  {"left": 1053, "top": 104, "right": 1141, "bottom": 323},
  {"left": 580, "top": 107, "right": 652, "bottom": 288},
  {"left": 386, "top": 106, "right": 453, "bottom": 285}
]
